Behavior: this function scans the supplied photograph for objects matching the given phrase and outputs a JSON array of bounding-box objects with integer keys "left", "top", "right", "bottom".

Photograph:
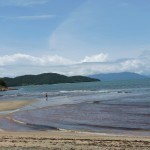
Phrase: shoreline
[
  {"left": 0, "top": 130, "right": 149, "bottom": 149},
  {"left": 0, "top": 87, "right": 17, "bottom": 91},
  {"left": 0, "top": 99, "right": 37, "bottom": 112},
  {"left": 0, "top": 98, "right": 149, "bottom": 149}
]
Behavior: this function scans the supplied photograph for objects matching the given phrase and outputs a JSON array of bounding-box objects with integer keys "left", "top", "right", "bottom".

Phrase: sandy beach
[
  {"left": 0, "top": 100, "right": 36, "bottom": 112},
  {"left": 0, "top": 131, "right": 149, "bottom": 150},
  {"left": 0, "top": 99, "right": 149, "bottom": 149}
]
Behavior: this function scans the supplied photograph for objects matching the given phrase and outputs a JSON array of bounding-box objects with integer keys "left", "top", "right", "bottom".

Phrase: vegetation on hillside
[
  {"left": 2, "top": 73, "right": 100, "bottom": 87},
  {"left": 0, "top": 79, "right": 7, "bottom": 91}
]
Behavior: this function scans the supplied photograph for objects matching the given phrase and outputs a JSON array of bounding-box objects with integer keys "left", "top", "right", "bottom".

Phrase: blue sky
[{"left": 0, "top": 0, "right": 150, "bottom": 77}]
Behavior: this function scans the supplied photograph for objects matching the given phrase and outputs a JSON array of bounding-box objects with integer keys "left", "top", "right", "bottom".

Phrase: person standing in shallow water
[{"left": 46, "top": 93, "right": 48, "bottom": 101}]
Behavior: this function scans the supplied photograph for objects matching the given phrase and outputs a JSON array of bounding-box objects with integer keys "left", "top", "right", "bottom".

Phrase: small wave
[
  {"left": 0, "top": 109, "right": 20, "bottom": 115},
  {"left": 78, "top": 123, "right": 150, "bottom": 131},
  {"left": 117, "top": 91, "right": 131, "bottom": 94},
  {"left": 0, "top": 89, "right": 132, "bottom": 100},
  {"left": 6, "top": 117, "right": 59, "bottom": 131},
  {"left": 59, "top": 90, "right": 131, "bottom": 95},
  {"left": 92, "top": 101, "right": 100, "bottom": 104},
  {"left": 25, "top": 123, "right": 59, "bottom": 131},
  {"left": 59, "top": 90, "right": 94, "bottom": 93}
]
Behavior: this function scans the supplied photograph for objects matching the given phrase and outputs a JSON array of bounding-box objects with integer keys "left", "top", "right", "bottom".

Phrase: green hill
[
  {"left": 0, "top": 79, "right": 7, "bottom": 91},
  {"left": 2, "top": 73, "right": 100, "bottom": 87}
]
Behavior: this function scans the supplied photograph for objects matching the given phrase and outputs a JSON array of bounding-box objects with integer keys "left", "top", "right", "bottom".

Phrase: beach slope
[{"left": 0, "top": 100, "right": 36, "bottom": 112}]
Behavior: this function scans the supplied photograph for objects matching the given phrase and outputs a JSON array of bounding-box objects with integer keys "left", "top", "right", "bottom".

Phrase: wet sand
[
  {"left": 0, "top": 131, "right": 149, "bottom": 150},
  {"left": 0, "top": 100, "right": 36, "bottom": 112}
]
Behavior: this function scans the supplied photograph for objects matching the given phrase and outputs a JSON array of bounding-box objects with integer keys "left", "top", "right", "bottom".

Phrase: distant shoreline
[{"left": 0, "top": 87, "right": 17, "bottom": 91}]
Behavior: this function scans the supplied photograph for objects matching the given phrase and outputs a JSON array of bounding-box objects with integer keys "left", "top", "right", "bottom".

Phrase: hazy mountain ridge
[
  {"left": 2, "top": 73, "right": 100, "bottom": 87},
  {"left": 88, "top": 72, "right": 148, "bottom": 81}
]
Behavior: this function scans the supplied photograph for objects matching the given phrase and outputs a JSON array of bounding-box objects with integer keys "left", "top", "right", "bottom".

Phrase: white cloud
[
  {"left": 0, "top": 53, "right": 74, "bottom": 66},
  {"left": 81, "top": 53, "right": 109, "bottom": 63},
  {"left": 48, "top": 0, "right": 101, "bottom": 59},
  {"left": 0, "top": 51, "right": 150, "bottom": 77},
  {"left": 0, "top": 15, "right": 55, "bottom": 20},
  {"left": 121, "top": 59, "right": 144, "bottom": 73},
  {"left": 0, "top": 0, "right": 48, "bottom": 7},
  {"left": 16, "top": 15, "right": 55, "bottom": 20}
]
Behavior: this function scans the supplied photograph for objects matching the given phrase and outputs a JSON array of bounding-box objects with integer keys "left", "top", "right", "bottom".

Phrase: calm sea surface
[{"left": 0, "top": 79, "right": 150, "bottom": 136}]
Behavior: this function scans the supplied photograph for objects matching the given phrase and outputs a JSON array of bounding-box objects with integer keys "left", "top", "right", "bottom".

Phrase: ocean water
[{"left": 0, "top": 79, "right": 150, "bottom": 136}]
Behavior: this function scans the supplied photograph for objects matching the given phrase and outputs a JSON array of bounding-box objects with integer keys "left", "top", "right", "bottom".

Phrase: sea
[{"left": 0, "top": 79, "right": 150, "bottom": 136}]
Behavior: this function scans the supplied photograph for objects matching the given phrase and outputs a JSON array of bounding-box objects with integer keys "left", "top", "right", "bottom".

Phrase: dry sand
[
  {"left": 0, "top": 131, "right": 149, "bottom": 150},
  {"left": 0, "top": 100, "right": 36, "bottom": 112}
]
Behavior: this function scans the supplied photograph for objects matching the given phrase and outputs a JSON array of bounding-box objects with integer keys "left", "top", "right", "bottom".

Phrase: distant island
[
  {"left": 89, "top": 72, "right": 148, "bottom": 81},
  {"left": 1, "top": 73, "right": 100, "bottom": 87}
]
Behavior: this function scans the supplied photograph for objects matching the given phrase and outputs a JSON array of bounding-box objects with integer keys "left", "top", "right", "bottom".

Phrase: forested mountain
[{"left": 2, "top": 73, "right": 100, "bottom": 87}]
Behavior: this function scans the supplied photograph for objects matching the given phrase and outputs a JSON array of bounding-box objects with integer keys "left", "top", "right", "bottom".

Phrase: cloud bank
[
  {"left": 0, "top": 0, "right": 48, "bottom": 7},
  {"left": 0, "top": 51, "right": 149, "bottom": 77},
  {"left": 16, "top": 15, "right": 55, "bottom": 20},
  {"left": 81, "top": 53, "right": 109, "bottom": 63},
  {"left": 0, "top": 53, "right": 74, "bottom": 66},
  {"left": 0, "top": 15, "right": 55, "bottom": 21}
]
